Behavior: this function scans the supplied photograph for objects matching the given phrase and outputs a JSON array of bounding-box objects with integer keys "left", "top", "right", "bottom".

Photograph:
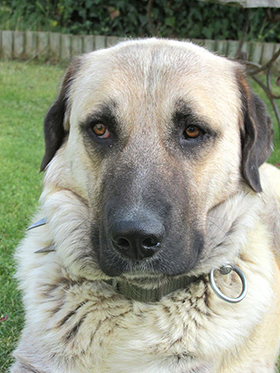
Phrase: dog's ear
[
  {"left": 40, "top": 57, "right": 81, "bottom": 172},
  {"left": 237, "top": 72, "right": 274, "bottom": 192}
]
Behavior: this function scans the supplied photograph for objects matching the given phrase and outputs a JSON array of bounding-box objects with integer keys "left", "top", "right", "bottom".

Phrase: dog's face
[{"left": 41, "top": 39, "right": 273, "bottom": 279}]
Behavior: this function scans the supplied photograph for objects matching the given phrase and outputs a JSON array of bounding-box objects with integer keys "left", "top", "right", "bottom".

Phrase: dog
[{"left": 11, "top": 38, "right": 280, "bottom": 373}]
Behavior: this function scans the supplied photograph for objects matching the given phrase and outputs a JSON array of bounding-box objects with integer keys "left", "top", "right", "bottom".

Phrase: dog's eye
[
  {"left": 92, "top": 123, "right": 110, "bottom": 139},
  {"left": 184, "top": 126, "right": 203, "bottom": 139}
]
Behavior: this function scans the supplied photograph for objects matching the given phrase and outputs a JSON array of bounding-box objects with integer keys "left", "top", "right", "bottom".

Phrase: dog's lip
[
  {"left": 119, "top": 270, "right": 164, "bottom": 281},
  {"left": 117, "top": 271, "right": 191, "bottom": 287},
  {"left": 115, "top": 271, "right": 166, "bottom": 286}
]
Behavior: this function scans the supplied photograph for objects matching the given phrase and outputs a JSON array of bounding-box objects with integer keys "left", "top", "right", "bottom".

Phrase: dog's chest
[
  {"left": 43, "top": 277, "right": 263, "bottom": 372},
  {"left": 100, "top": 283, "right": 211, "bottom": 372},
  {"left": 73, "top": 282, "right": 213, "bottom": 372}
]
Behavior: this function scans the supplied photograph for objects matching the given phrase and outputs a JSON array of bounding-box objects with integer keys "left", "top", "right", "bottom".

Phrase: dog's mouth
[{"left": 94, "top": 221, "right": 204, "bottom": 279}]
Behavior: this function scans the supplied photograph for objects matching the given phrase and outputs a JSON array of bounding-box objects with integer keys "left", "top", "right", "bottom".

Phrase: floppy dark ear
[
  {"left": 238, "top": 73, "right": 274, "bottom": 192},
  {"left": 40, "top": 58, "right": 81, "bottom": 172}
]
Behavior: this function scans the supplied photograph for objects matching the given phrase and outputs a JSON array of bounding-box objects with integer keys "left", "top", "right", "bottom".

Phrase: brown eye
[
  {"left": 92, "top": 123, "right": 110, "bottom": 139},
  {"left": 184, "top": 126, "right": 202, "bottom": 139}
]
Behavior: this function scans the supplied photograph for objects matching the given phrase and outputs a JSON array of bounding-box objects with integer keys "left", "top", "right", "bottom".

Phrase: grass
[
  {"left": 250, "top": 77, "right": 280, "bottom": 164},
  {"left": 0, "top": 60, "right": 64, "bottom": 372},
  {"left": 0, "top": 60, "right": 280, "bottom": 372}
]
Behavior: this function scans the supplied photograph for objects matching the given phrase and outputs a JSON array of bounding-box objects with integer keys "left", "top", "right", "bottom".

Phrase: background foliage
[{"left": 0, "top": 0, "right": 280, "bottom": 42}]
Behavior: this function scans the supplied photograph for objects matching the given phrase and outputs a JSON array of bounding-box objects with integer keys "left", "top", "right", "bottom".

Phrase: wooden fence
[{"left": 0, "top": 30, "right": 280, "bottom": 67}]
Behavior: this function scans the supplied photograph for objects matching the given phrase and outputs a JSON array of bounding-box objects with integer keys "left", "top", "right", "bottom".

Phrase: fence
[{"left": 0, "top": 30, "right": 280, "bottom": 67}]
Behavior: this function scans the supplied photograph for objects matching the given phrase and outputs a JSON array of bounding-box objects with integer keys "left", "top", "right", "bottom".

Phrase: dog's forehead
[{"left": 70, "top": 40, "right": 241, "bottom": 128}]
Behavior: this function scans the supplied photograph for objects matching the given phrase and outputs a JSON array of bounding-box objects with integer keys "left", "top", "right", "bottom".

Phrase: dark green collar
[{"left": 105, "top": 275, "right": 201, "bottom": 302}]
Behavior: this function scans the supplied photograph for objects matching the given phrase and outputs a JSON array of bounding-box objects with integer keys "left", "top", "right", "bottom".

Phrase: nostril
[
  {"left": 116, "top": 237, "right": 131, "bottom": 249},
  {"left": 113, "top": 234, "right": 162, "bottom": 260},
  {"left": 142, "top": 237, "right": 160, "bottom": 249}
]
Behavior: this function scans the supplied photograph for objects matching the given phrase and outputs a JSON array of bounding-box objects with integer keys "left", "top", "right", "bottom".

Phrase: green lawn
[
  {"left": 250, "top": 77, "right": 280, "bottom": 165},
  {"left": 0, "top": 61, "right": 64, "bottom": 372},
  {"left": 0, "top": 60, "right": 280, "bottom": 372}
]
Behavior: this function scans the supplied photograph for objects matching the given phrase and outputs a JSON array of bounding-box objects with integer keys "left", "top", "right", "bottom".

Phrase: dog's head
[{"left": 41, "top": 39, "right": 273, "bottom": 279}]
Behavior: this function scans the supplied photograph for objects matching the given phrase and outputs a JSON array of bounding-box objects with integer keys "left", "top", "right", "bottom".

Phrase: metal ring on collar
[{"left": 209, "top": 264, "right": 248, "bottom": 304}]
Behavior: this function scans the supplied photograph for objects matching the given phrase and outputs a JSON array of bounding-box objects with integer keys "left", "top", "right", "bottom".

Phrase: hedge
[{"left": 1, "top": 0, "right": 280, "bottom": 43}]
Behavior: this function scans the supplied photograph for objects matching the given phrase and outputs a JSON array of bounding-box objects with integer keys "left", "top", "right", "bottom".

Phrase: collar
[{"left": 105, "top": 275, "right": 202, "bottom": 302}]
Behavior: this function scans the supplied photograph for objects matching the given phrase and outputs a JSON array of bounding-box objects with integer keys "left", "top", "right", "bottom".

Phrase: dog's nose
[{"left": 111, "top": 219, "right": 164, "bottom": 260}]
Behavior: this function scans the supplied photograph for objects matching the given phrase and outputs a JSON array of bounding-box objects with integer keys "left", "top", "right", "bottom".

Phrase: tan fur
[{"left": 11, "top": 39, "right": 280, "bottom": 372}]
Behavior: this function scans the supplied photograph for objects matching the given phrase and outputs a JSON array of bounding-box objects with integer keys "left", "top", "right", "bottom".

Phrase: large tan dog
[{"left": 12, "top": 39, "right": 280, "bottom": 373}]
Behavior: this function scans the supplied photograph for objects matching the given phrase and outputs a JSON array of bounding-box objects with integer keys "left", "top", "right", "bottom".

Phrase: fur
[{"left": 11, "top": 39, "right": 280, "bottom": 373}]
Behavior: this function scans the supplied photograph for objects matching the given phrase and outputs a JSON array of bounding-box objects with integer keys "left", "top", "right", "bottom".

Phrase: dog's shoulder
[
  {"left": 259, "top": 163, "right": 280, "bottom": 257},
  {"left": 260, "top": 163, "right": 280, "bottom": 200}
]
